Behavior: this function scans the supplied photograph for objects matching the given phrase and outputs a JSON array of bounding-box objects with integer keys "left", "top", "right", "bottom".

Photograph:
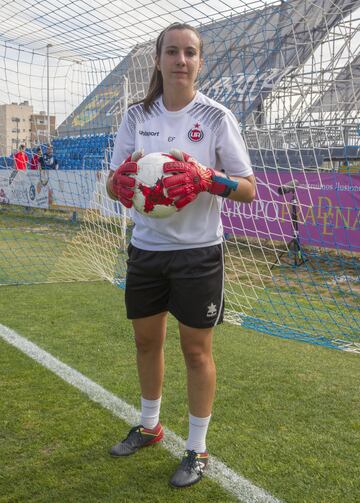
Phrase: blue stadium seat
[{"left": 51, "top": 133, "right": 114, "bottom": 170}]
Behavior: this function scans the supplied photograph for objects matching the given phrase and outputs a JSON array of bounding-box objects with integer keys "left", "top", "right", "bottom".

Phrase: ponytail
[{"left": 142, "top": 67, "right": 163, "bottom": 112}]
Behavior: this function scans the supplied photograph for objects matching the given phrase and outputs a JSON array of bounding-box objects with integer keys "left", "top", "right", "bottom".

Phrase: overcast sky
[{"left": 0, "top": 0, "right": 358, "bottom": 126}]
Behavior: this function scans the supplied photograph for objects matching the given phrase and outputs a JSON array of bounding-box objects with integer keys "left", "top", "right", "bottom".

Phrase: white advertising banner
[
  {"left": 0, "top": 170, "right": 49, "bottom": 208},
  {"left": 0, "top": 169, "right": 101, "bottom": 210},
  {"left": 48, "top": 170, "right": 97, "bottom": 209}
]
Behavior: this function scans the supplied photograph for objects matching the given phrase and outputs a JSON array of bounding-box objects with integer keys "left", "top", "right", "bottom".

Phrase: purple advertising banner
[{"left": 222, "top": 172, "right": 360, "bottom": 252}]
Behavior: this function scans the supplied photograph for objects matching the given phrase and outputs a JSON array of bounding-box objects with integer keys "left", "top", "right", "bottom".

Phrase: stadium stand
[
  {"left": 0, "top": 135, "right": 114, "bottom": 171},
  {"left": 52, "top": 134, "right": 114, "bottom": 170}
]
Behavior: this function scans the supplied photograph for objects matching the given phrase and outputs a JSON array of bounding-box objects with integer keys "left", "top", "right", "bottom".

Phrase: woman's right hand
[{"left": 107, "top": 150, "right": 143, "bottom": 207}]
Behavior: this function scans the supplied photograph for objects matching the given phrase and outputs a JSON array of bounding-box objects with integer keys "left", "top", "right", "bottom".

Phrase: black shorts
[{"left": 125, "top": 243, "right": 224, "bottom": 329}]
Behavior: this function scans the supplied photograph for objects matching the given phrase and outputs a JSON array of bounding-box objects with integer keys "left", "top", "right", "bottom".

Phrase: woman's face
[{"left": 156, "top": 28, "right": 203, "bottom": 91}]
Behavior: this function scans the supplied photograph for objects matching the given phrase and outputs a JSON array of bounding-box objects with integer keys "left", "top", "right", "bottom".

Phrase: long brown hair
[{"left": 140, "top": 23, "right": 203, "bottom": 112}]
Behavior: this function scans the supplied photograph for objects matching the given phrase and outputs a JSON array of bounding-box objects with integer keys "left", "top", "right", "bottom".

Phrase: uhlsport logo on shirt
[
  {"left": 139, "top": 130, "right": 159, "bottom": 136},
  {"left": 188, "top": 122, "right": 204, "bottom": 142}
]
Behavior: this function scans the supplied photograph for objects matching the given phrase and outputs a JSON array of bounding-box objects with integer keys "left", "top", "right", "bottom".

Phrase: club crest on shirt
[{"left": 188, "top": 122, "right": 204, "bottom": 142}]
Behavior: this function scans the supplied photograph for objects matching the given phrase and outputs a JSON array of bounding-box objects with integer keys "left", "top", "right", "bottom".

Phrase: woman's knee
[
  {"left": 133, "top": 314, "right": 167, "bottom": 353},
  {"left": 180, "top": 326, "right": 214, "bottom": 370},
  {"left": 182, "top": 348, "right": 213, "bottom": 370},
  {"left": 134, "top": 332, "right": 163, "bottom": 354}
]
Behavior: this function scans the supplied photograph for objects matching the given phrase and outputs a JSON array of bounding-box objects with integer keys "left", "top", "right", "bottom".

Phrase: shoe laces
[
  {"left": 182, "top": 450, "right": 206, "bottom": 474},
  {"left": 125, "top": 425, "right": 145, "bottom": 444}
]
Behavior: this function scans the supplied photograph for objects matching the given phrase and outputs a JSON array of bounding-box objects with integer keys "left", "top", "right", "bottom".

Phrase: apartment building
[
  {"left": 0, "top": 102, "right": 56, "bottom": 156},
  {"left": 30, "top": 111, "right": 56, "bottom": 146}
]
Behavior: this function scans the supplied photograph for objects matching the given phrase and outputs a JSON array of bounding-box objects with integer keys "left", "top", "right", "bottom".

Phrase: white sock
[
  {"left": 140, "top": 396, "right": 161, "bottom": 429},
  {"left": 185, "top": 413, "right": 211, "bottom": 453}
]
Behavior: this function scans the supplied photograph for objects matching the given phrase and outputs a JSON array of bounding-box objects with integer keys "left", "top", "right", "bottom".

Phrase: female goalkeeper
[{"left": 107, "top": 22, "right": 256, "bottom": 488}]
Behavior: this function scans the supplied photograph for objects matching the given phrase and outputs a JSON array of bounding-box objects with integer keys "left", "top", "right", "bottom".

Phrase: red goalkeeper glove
[
  {"left": 108, "top": 150, "right": 143, "bottom": 207},
  {"left": 163, "top": 149, "right": 238, "bottom": 209}
]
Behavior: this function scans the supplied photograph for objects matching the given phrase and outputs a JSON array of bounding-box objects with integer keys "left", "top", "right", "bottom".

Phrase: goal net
[{"left": 0, "top": 0, "right": 359, "bottom": 352}]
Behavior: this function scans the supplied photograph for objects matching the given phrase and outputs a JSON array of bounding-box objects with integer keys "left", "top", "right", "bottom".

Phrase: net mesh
[{"left": 0, "top": 0, "right": 359, "bottom": 352}]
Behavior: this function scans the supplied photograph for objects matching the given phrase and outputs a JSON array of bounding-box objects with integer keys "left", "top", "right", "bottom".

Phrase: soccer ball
[{"left": 131, "top": 152, "right": 177, "bottom": 218}]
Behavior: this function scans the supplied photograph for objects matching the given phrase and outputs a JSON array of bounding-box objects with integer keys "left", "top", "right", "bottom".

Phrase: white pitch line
[{"left": 0, "top": 323, "right": 284, "bottom": 503}]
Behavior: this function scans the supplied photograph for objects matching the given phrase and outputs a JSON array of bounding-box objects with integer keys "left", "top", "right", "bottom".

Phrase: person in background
[
  {"left": 29, "top": 147, "right": 43, "bottom": 170},
  {"left": 107, "top": 22, "right": 256, "bottom": 488},
  {"left": 43, "top": 144, "right": 59, "bottom": 170},
  {"left": 13, "top": 144, "right": 28, "bottom": 170}
]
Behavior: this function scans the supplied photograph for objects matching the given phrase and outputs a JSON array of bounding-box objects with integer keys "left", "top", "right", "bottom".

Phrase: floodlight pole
[{"left": 46, "top": 44, "right": 52, "bottom": 144}]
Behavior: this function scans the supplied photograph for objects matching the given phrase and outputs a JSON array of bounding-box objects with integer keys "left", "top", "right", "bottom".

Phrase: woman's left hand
[{"left": 163, "top": 149, "right": 238, "bottom": 209}]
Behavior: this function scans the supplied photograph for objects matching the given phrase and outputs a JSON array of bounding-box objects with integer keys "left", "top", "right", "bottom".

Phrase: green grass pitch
[{"left": 0, "top": 281, "right": 359, "bottom": 502}]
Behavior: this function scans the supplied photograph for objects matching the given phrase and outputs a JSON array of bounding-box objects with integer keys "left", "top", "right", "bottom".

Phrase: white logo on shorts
[{"left": 206, "top": 302, "right": 217, "bottom": 317}]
